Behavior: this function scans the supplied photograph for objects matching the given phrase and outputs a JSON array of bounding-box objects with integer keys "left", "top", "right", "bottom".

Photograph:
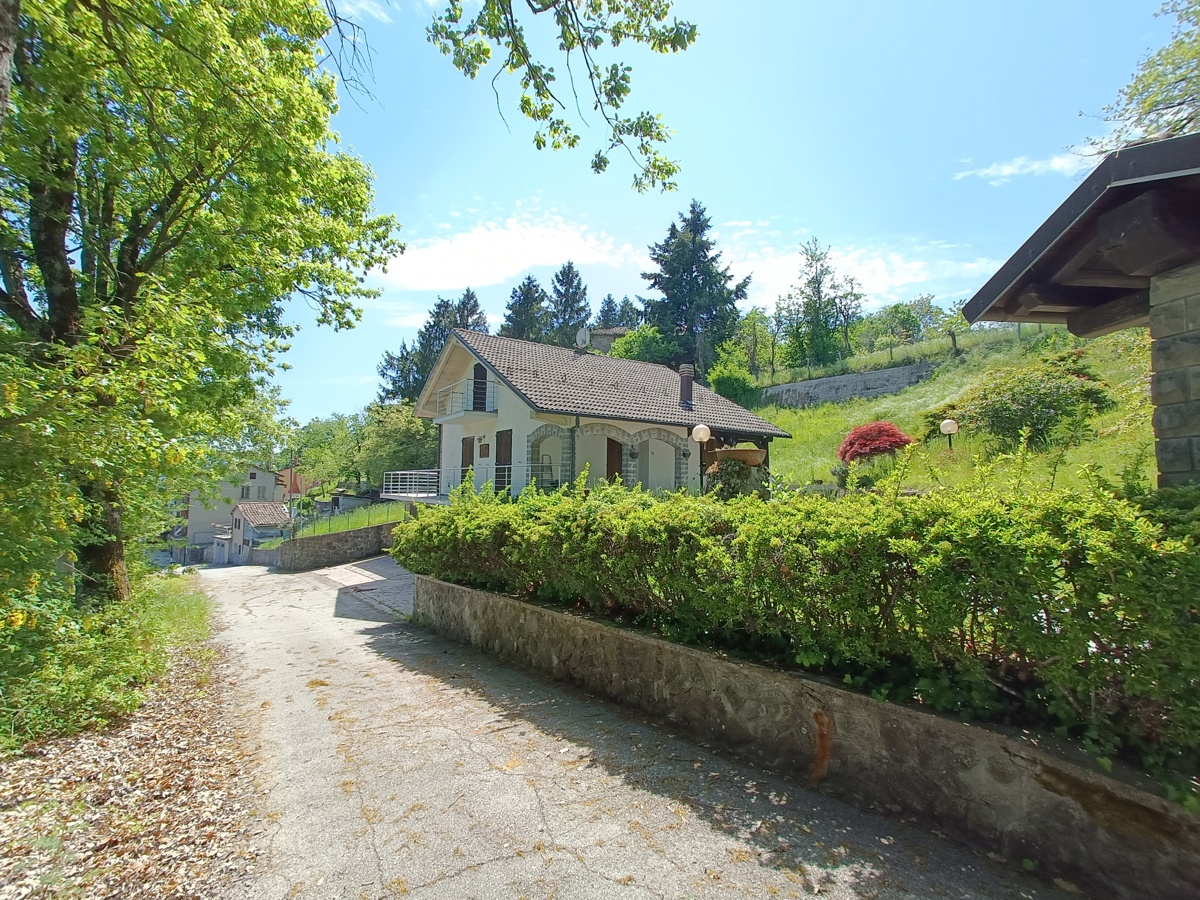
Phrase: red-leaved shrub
[{"left": 837, "top": 421, "right": 913, "bottom": 463}]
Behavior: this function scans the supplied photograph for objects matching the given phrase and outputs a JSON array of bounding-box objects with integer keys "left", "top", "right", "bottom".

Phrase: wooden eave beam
[
  {"left": 1066, "top": 290, "right": 1150, "bottom": 338},
  {"left": 1098, "top": 188, "right": 1200, "bottom": 277},
  {"left": 1016, "top": 284, "right": 1108, "bottom": 313}
]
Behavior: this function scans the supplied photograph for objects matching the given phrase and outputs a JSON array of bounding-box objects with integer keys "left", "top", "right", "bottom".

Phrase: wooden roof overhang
[{"left": 963, "top": 133, "right": 1200, "bottom": 338}]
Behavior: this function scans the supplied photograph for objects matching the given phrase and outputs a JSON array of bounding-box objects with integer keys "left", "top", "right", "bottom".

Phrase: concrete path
[{"left": 201, "top": 558, "right": 1070, "bottom": 900}]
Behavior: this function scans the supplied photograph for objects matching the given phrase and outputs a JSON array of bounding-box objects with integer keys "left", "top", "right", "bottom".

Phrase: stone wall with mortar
[
  {"left": 1150, "top": 260, "right": 1200, "bottom": 487},
  {"left": 761, "top": 362, "right": 935, "bottom": 409},
  {"left": 276, "top": 515, "right": 411, "bottom": 572},
  {"left": 413, "top": 575, "right": 1200, "bottom": 900}
]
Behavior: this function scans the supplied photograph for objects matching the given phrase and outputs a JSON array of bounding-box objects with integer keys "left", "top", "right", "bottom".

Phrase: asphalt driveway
[{"left": 201, "top": 557, "right": 1070, "bottom": 900}]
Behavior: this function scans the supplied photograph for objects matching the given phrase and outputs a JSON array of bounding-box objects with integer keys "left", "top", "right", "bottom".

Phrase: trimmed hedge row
[{"left": 390, "top": 479, "right": 1200, "bottom": 787}]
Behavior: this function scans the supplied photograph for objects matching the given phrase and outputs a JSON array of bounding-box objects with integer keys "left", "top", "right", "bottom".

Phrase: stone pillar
[{"left": 1149, "top": 259, "right": 1200, "bottom": 487}]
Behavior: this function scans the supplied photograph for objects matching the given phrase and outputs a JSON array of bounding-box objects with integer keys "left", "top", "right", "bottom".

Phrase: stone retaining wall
[
  {"left": 762, "top": 361, "right": 935, "bottom": 408},
  {"left": 276, "top": 518, "right": 407, "bottom": 572},
  {"left": 413, "top": 575, "right": 1199, "bottom": 900}
]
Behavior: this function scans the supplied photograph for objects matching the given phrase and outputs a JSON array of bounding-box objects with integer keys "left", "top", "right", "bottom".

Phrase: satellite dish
[{"left": 575, "top": 326, "right": 590, "bottom": 349}]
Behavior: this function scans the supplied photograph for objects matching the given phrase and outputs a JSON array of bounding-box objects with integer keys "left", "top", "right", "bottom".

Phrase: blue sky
[{"left": 277, "top": 0, "right": 1174, "bottom": 422}]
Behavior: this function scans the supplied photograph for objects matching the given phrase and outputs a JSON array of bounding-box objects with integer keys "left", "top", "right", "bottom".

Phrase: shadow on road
[{"left": 354, "top": 612, "right": 1055, "bottom": 899}]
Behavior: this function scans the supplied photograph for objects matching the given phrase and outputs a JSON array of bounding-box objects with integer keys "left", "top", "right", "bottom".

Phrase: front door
[
  {"left": 495, "top": 429, "right": 512, "bottom": 492},
  {"left": 606, "top": 438, "right": 623, "bottom": 483},
  {"left": 461, "top": 436, "right": 475, "bottom": 486}
]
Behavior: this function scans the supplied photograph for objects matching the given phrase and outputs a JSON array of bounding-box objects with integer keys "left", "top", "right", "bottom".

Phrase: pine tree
[
  {"left": 594, "top": 293, "right": 620, "bottom": 328},
  {"left": 376, "top": 289, "right": 488, "bottom": 402},
  {"left": 500, "top": 275, "right": 551, "bottom": 341},
  {"left": 616, "top": 296, "right": 643, "bottom": 327},
  {"left": 642, "top": 200, "right": 748, "bottom": 375},
  {"left": 549, "top": 261, "right": 591, "bottom": 345}
]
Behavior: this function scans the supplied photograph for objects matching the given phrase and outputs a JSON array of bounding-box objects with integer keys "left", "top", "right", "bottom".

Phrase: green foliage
[
  {"left": 608, "top": 324, "right": 676, "bottom": 365},
  {"left": 501, "top": 275, "right": 551, "bottom": 342},
  {"left": 1, "top": 0, "right": 398, "bottom": 603},
  {"left": 778, "top": 238, "right": 856, "bottom": 368},
  {"left": 705, "top": 458, "right": 766, "bottom": 501},
  {"left": 0, "top": 573, "right": 211, "bottom": 753},
  {"left": 642, "top": 200, "right": 748, "bottom": 373},
  {"left": 956, "top": 351, "right": 1116, "bottom": 450},
  {"left": 548, "top": 261, "right": 591, "bottom": 346},
  {"left": 393, "top": 478, "right": 1200, "bottom": 789},
  {"left": 1101, "top": 1, "right": 1200, "bottom": 145},
  {"left": 707, "top": 340, "right": 757, "bottom": 406},
  {"left": 290, "top": 402, "right": 436, "bottom": 490},
  {"left": 427, "top": 0, "right": 697, "bottom": 191}
]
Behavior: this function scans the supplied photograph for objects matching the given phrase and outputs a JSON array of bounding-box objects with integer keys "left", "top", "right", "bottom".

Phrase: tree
[
  {"left": 836, "top": 422, "right": 914, "bottom": 464},
  {"left": 377, "top": 290, "right": 489, "bottom": 402},
  {"left": 549, "top": 261, "right": 590, "bottom": 345},
  {"left": 594, "top": 293, "right": 620, "bottom": 328},
  {"left": 293, "top": 412, "right": 366, "bottom": 489},
  {"left": 642, "top": 200, "right": 748, "bottom": 375},
  {"left": 355, "top": 402, "right": 437, "bottom": 486},
  {"left": 500, "top": 275, "right": 550, "bottom": 342},
  {"left": 1102, "top": 1, "right": 1200, "bottom": 145},
  {"left": 429, "top": 1, "right": 697, "bottom": 191},
  {"left": 851, "top": 303, "right": 922, "bottom": 356},
  {"left": 831, "top": 277, "right": 864, "bottom": 357},
  {"left": 616, "top": 296, "right": 644, "bottom": 328},
  {"left": 707, "top": 341, "right": 757, "bottom": 407},
  {"left": 608, "top": 324, "right": 676, "bottom": 365},
  {"left": 783, "top": 239, "right": 841, "bottom": 370},
  {"left": 0, "top": 0, "right": 397, "bottom": 603}
]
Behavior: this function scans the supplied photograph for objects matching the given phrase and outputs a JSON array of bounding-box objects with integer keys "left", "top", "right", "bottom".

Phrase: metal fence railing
[{"left": 380, "top": 463, "right": 562, "bottom": 499}]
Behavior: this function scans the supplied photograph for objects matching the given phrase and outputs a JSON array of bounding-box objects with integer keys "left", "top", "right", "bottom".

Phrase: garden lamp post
[
  {"left": 940, "top": 418, "right": 959, "bottom": 450},
  {"left": 691, "top": 424, "right": 711, "bottom": 492}
]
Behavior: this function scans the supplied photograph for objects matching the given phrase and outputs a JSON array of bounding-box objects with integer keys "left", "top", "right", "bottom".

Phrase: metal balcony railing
[
  {"left": 380, "top": 463, "right": 562, "bottom": 499},
  {"left": 435, "top": 377, "right": 497, "bottom": 417}
]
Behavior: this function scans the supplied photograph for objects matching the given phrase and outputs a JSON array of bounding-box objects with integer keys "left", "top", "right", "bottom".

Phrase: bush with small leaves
[{"left": 836, "top": 421, "right": 914, "bottom": 464}]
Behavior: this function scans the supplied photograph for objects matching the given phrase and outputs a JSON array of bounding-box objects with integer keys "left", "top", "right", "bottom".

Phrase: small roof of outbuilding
[
  {"left": 235, "top": 501, "right": 290, "bottom": 527},
  {"left": 963, "top": 133, "right": 1200, "bottom": 337},
  {"left": 421, "top": 329, "right": 790, "bottom": 440}
]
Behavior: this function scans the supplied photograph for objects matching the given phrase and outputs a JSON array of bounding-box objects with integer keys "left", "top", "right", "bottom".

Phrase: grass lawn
[
  {"left": 259, "top": 501, "right": 410, "bottom": 548},
  {"left": 756, "top": 329, "right": 1154, "bottom": 493}
]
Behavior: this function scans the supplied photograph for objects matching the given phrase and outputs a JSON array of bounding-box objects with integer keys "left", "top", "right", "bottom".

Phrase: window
[
  {"left": 249, "top": 471, "right": 257, "bottom": 480},
  {"left": 240, "top": 485, "right": 250, "bottom": 499},
  {"left": 256, "top": 485, "right": 267, "bottom": 500}
]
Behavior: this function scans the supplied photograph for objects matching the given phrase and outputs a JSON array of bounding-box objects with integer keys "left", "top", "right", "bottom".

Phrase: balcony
[
  {"left": 434, "top": 376, "right": 497, "bottom": 424},
  {"left": 380, "top": 463, "right": 562, "bottom": 501}
]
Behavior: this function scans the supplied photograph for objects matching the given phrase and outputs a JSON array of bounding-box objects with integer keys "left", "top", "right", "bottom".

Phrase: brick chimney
[{"left": 679, "top": 364, "right": 694, "bottom": 410}]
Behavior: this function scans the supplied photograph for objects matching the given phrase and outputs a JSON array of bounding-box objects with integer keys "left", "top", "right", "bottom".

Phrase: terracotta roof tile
[
  {"left": 236, "top": 501, "right": 290, "bottom": 527},
  {"left": 453, "top": 330, "right": 789, "bottom": 439}
]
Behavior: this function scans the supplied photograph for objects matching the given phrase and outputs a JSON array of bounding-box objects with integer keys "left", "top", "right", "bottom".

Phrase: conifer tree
[
  {"left": 500, "top": 275, "right": 551, "bottom": 341},
  {"left": 549, "top": 261, "right": 591, "bottom": 345}
]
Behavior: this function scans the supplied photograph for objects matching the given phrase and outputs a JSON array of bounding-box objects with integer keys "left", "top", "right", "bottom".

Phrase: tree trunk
[
  {"left": 0, "top": 0, "right": 18, "bottom": 131},
  {"left": 77, "top": 480, "right": 132, "bottom": 604}
]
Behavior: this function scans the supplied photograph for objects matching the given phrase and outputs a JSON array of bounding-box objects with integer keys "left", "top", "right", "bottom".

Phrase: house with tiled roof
[
  {"left": 221, "top": 501, "right": 290, "bottom": 565},
  {"left": 381, "top": 329, "right": 789, "bottom": 499}
]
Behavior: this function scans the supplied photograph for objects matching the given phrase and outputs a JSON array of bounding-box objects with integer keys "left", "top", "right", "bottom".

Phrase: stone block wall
[
  {"left": 276, "top": 515, "right": 410, "bottom": 571},
  {"left": 1150, "top": 260, "right": 1200, "bottom": 487},
  {"left": 761, "top": 361, "right": 934, "bottom": 409},
  {"left": 413, "top": 575, "right": 1200, "bottom": 900}
]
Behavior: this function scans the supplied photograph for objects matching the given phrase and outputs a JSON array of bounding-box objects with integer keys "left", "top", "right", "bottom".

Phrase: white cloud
[
  {"left": 954, "top": 152, "right": 1094, "bottom": 186},
  {"left": 339, "top": 0, "right": 393, "bottom": 23},
  {"left": 377, "top": 211, "right": 641, "bottom": 291}
]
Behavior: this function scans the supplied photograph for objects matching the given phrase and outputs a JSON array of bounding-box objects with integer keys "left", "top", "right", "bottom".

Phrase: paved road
[{"left": 201, "top": 558, "right": 1070, "bottom": 900}]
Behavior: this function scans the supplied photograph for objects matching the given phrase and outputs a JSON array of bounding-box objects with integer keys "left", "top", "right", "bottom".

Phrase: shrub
[
  {"left": 391, "top": 480, "right": 1200, "bottom": 791},
  {"left": 956, "top": 351, "right": 1115, "bottom": 450},
  {"left": 836, "top": 421, "right": 913, "bottom": 463}
]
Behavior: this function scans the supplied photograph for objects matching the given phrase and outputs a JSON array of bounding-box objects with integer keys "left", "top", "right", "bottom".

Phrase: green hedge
[{"left": 391, "top": 479, "right": 1200, "bottom": 791}]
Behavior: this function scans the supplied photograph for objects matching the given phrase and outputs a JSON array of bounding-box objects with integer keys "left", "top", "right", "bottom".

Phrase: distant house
[
  {"left": 590, "top": 326, "right": 631, "bottom": 354},
  {"left": 224, "top": 501, "right": 290, "bottom": 566},
  {"left": 380, "top": 329, "right": 788, "bottom": 500},
  {"left": 171, "top": 465, "right": 285, "bottom": 563}
]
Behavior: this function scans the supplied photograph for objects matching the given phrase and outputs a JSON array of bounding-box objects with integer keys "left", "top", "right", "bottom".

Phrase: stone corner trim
[{"left": 413, "top": 574, "right": 1200, "bottom": 900}]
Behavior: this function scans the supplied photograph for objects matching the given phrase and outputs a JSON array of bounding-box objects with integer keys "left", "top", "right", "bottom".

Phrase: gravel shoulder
[{"left": 201, "top": 557, "right": 1072, "bottom": 900}]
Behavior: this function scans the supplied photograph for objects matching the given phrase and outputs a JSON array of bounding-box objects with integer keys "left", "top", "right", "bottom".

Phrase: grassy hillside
[{"left": 756, "top": 329, "right": 1154, "bottom": 493}]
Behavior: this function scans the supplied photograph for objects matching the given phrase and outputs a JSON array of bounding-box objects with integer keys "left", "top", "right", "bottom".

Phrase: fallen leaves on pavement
[{"left": 0, "top": 646, "right": 261, "bottom": 899}]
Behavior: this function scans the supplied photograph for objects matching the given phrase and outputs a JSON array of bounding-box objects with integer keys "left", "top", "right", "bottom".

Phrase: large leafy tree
[
  {"left": 0, "top": 0, "right": 397, "bottom": 603},
  {"left": 500, "top": 274, "right": 550, "bottom": 341},
  {"left": 549, "top": 261, "right": 590, "bottom": 345},
  {"left": 642, "top": 200, "right": 747, "bottom": 375},
  {"left": 377, "top": 290, "right": 488, "bottom": 402}
]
